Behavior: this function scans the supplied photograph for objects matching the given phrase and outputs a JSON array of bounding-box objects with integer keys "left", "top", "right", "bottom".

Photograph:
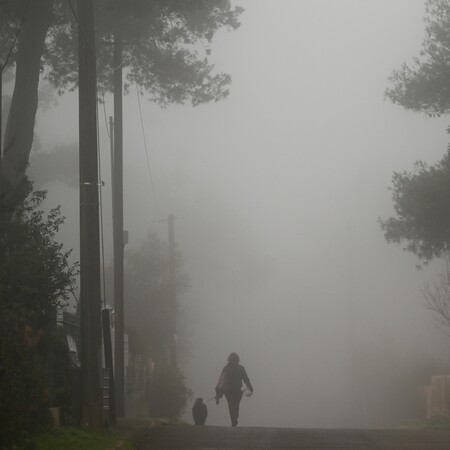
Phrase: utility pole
[
  {"left": 77, "top": 0, "right": 103, "bottom": 429},
  {"left": 0, "top": 71, "right": 2, "bottom": 166},
  {"left": 102, "top": 308, "right": 116, "bottom": 426},
  {"left": 168, "top": 214, "right": 177, "bottom": 367},
  {"left": 113, "top": 34, "right": 125, "bottom": 417},
  {"left": 345, "top": 224, "right": 366, "bottom": 428},
  {"left": 109, "top": 116, "right": 114, "bottom": 194}
]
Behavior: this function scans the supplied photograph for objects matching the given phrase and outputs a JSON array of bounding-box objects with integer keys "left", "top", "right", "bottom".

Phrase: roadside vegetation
[
  {"left": 0, "top": 186, "right": 77, "bottom": 448},
  {"left": 33, "top": 427, "right": 133, "bottom": 450}
]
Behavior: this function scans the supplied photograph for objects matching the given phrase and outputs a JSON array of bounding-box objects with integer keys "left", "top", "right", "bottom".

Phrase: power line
[{"left": 135, "top": 83, "right": 162, "bottom": 216}]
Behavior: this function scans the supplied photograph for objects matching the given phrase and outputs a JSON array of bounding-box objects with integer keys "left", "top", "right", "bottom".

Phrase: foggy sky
[{"left": 26, "top": 0, "right": 450, "bottom": 427}]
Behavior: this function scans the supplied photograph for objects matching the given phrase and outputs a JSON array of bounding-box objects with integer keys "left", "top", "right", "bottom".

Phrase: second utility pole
[
  {"left": 113, "top": 33, "right": 125, "bottom": 417},
  {"left": 168, "top": 214, "right": 177, "bottom": 367}
]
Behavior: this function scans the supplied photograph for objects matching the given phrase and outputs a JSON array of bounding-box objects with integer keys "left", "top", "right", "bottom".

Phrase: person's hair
[{"left": 228, "top": 352, "right": 240, "bottom": 363}]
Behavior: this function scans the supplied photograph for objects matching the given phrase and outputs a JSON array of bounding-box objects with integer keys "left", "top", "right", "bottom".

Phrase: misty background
[{"left": 10, "top": 0, "right": 450, "bottom": 427}]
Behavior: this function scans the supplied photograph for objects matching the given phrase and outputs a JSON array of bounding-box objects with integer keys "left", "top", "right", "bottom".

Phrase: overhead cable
[{"left": 135, "top": 83, "right": 162, "bottom": 217}]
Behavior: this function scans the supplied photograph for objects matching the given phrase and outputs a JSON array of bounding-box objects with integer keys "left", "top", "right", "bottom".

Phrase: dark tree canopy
[
  {"left": 0, "top": 0, "right": 243, "bottom": 201},
  {"left": 380, "top": 149, "right": 450, "bottom": 262},
  {"left": 44, "top": 0, "right": 243, "bottom": 105},
  {"left": 0, "top": 1, "right": 32, "bottom": 64},
  {"left": 2, "top": 0, "right": 243, "bottom": 104},
  {"left": 383, "top": 0, "right": 450, "bottom": 263},
  {"left": 386, "top": 0, "right": 450, "bottom": 115}
]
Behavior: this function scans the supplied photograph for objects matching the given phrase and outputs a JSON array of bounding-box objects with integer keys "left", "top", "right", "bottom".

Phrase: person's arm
[{"left": 242, "top": 367, "right": 253, "bottom": 393}]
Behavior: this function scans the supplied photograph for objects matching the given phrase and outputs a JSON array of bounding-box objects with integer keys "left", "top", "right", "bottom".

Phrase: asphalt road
[{"left": 135, "top": 425, "right": 450, "bottom": 450}]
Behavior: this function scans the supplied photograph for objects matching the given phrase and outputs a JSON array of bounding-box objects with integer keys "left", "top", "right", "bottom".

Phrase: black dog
[{"left": 192, "top": 398, "right": 207, "bottom": 425}]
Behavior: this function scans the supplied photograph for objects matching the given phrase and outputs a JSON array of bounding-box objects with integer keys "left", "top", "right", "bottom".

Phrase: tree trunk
[{"left": 1, "top": 0, "right": 53, "bottom": 203}]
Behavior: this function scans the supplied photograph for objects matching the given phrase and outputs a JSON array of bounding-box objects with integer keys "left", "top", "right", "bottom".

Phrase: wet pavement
[{"left": 135, "top": 424, "right": 450, "bottom": 449}]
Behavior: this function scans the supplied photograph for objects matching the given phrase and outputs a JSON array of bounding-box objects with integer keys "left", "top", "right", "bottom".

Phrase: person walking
[{"left": 215, "top": 352, "right": 253, "bottom": 427}]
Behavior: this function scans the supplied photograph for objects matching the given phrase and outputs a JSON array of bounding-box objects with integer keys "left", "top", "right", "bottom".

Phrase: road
[{"left": 135, "top": 424, "right": 450, "bottom": 449}]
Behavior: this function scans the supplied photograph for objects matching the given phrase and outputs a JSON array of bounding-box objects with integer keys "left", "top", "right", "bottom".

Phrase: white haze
[{"left": 26, "top": 0, "right": 450, "bottom": 428}]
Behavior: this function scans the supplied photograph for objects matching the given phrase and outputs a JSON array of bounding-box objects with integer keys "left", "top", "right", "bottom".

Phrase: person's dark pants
[{"left": 225, "top": 390, "right": 243, "bottom": 426}]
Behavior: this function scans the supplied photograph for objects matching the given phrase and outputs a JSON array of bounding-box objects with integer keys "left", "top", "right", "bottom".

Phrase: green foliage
[
  {"left": 379, "top": 149, "right": 450, "bottom": 262},
  {"left": 1, "top": 0, "right": 243, "bottom": 202},
  {"left": 146, "top": 364, "right": 192, "bottom": 419},
  {"left": 125, "top": 234, "right": 191, "bottom": 421},
  {"left": 0, "top": 0, "right": 30, "bottom": 68},
  {"left": 42, "top": 0, "right": 243, "bottom": 106},
  {"left": 0, "top": 190, "right": 76, "bottom": 314},
  {"left": 125, "top": 232, "right": 189, "bottom": 361},
  {"left": 34, "top": 427, "right": 133, "bottom": 450},
  {"left": 386, "top": 0, "right": 450, "bottom": 115},
  {"left": 428, "top": 415, "right": 450, "bottom": 429},
  {"left": 0, "top": 187, "right": 77, "bottom": 448},
  {"left": 383, "top": 1, "right": 450, "bottom": 264}
]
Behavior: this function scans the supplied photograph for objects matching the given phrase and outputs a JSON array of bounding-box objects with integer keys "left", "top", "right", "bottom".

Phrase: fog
[{"left": 22, "top": 0, "right": 450, "bottom": 428}]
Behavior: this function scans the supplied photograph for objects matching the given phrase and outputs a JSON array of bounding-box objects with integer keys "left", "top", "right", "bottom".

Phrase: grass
[
  {"left": 33, "top": 426, "right": 133, "bottom": 450},
  {"left": 427, "top": 415, "right": 450, "bottom": 429},
  {"left": 30, "top": 417, "right": 187, "bottom": 449}
]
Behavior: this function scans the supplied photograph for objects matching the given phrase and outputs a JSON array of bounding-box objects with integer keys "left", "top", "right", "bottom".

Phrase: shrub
[
  {"left": 0, "top": 188, "right": 77, "bottom": 448},
  {"left": 146, "top": 364, "right": 192, "bottom": 419}
]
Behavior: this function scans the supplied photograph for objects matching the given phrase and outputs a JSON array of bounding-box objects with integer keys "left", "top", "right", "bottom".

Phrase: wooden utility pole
[
  {"left": 168, "top": 214, "right": 177, "bottom": 367},
  {"left": 113, "top": 34, "right": 125, "bottom": 417},
  {"left": 345, "top": 225, "right": 367, "bottom": 427},
  {"left": 109, "top": 116, "right": 114, "bottom": 193},
  {"left": 0, "top": 71, "right": 3, "bottom": 167},
  {"left": 0, "top": 65, "right": 5, "bottom": 167},
  {"left": 102, "top": 308, "right": 116, "bottom": 426},
  {"left": 77, "top": 0, "right": 103, "bottom": 429}
]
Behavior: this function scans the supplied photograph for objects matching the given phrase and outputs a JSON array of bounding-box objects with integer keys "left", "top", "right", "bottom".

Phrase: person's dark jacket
[{"left": 216, "top": 362, "right": 253, "bottom": 396}]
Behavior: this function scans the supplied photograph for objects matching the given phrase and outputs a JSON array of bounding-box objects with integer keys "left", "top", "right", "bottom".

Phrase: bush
[
  {"left": 0, "top": 188, "right": 77, "bottom": 448},
  {"left": 34, "top": 427, "right": 133, "bottom": 450},
  {"left": 146, "top": 364, "right": 192, "bottom": 419}
]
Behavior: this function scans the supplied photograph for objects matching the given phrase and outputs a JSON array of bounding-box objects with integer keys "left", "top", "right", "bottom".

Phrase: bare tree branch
[{"left": 423, "top": 254, "right": 450, "bottom": 331}]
